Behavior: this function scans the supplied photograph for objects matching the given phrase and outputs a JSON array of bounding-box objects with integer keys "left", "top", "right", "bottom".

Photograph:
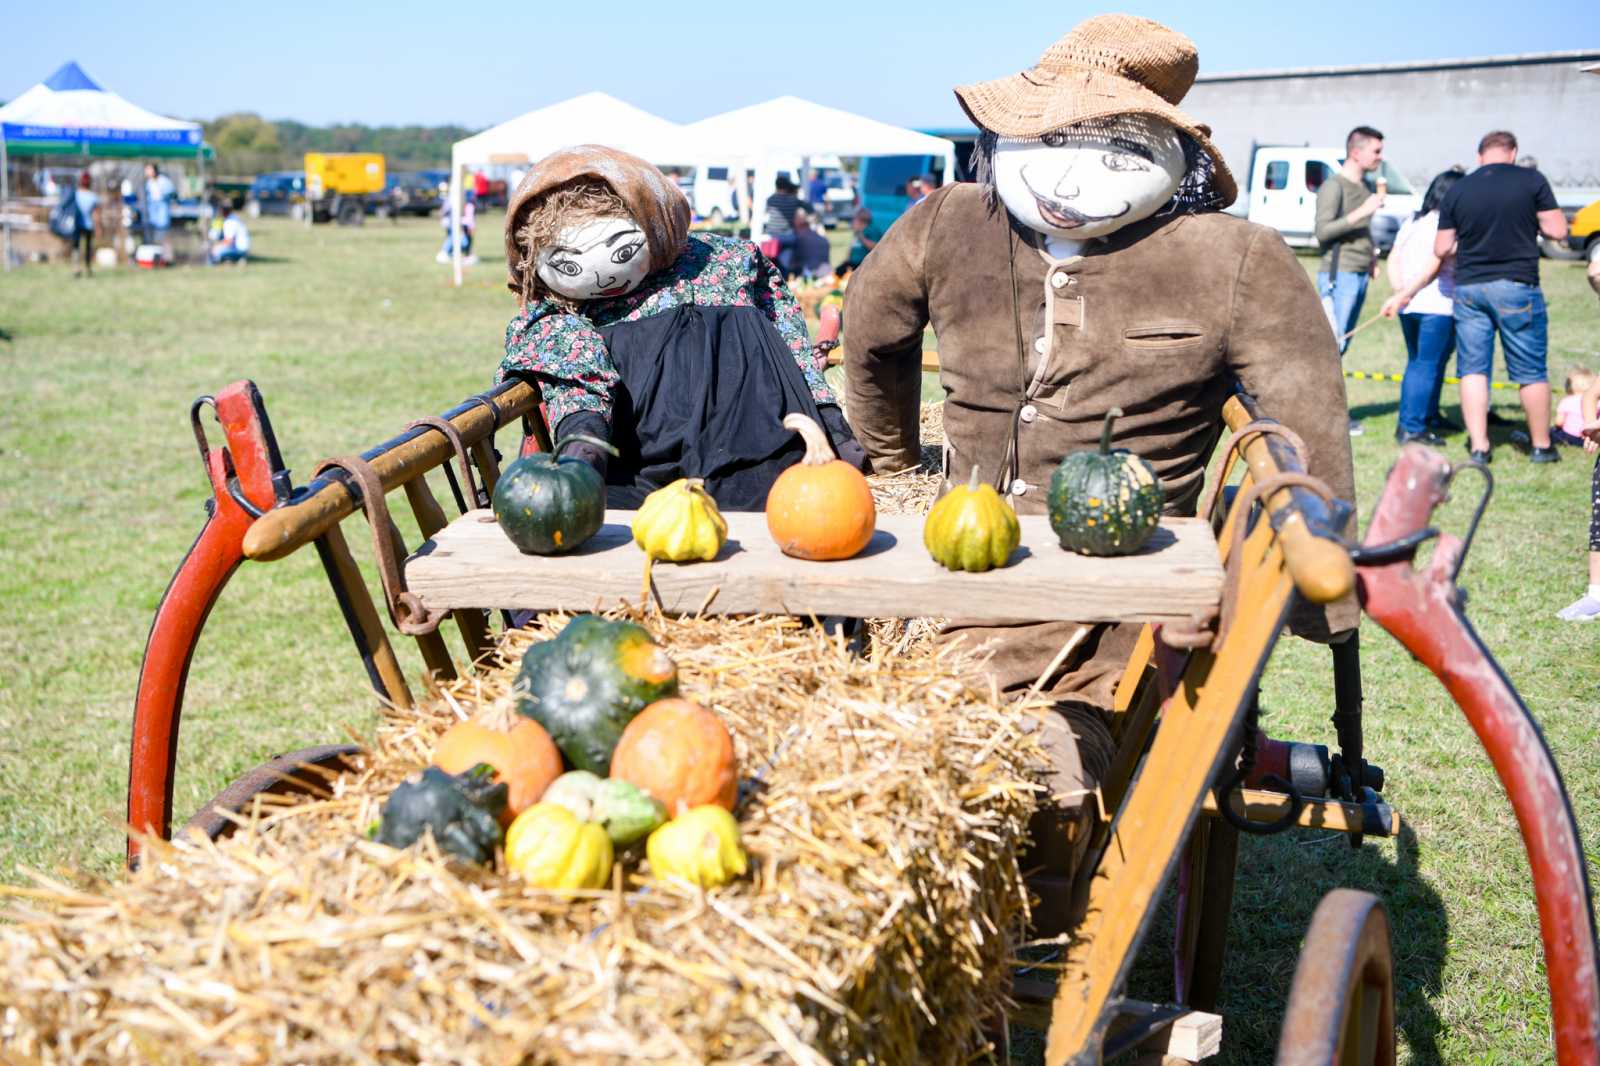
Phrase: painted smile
[
  {"left": 1021, "top": 170, "right": 1130, "bottom": 229},
  {"left": 597, "top": 284, "right": 630, "bottom": 297}
]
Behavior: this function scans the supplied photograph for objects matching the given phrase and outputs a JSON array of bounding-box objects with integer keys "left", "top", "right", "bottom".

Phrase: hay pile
[{"left": 1, "top": 610, "right": 1048, "bottom": 1065}]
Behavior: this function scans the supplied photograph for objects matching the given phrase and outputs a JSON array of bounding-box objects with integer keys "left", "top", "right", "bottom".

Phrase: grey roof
[{"left": 1198, "top": 50, "right": 1600, "bottom": 84}]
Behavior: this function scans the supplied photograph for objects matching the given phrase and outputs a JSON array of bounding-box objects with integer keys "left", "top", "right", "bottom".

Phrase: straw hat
[{"left": 955, "top": 15, "right": 1236, "bottom": 205}]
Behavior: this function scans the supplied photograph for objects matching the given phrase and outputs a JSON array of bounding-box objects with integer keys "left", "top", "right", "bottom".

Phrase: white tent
[
  {"left": 448, "top": 92, "right": 702, "bottom": 285},
  {"left": 683, "top": 96, "right": 958, "bottom": 239},
  {"left": 1, "top": 61, "right": 206, "bottom": 270}
]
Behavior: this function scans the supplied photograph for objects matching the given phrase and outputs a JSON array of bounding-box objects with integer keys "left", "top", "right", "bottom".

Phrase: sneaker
[
  {"left": 1509, "top": 429, "right": 1531, "bottom": 447},
  {"left": 1556, "top": 595, "right": 1600, "bottom": 622},
  {"left": 1396, "top": 430, "right": 1446, "bottom": 447},
  {"left": 1348, "top": 418, "right": 1365, "bottom": 437},
  {"left": 1530, "top": 446, "right": 1561, "bottom": 463},
  {"left": 1468, "top": 448, "right": 1492, "bottom": 465},
  {"left": 435, "top": 250, "right": 450, "bottom": 264}
]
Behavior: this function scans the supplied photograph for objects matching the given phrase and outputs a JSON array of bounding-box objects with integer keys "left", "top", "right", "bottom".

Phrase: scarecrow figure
[
  {"left": 843, "top": 15, "right": 1357, "bottom": 877},
  {"left": 498, "top": 145, "right": 865, "bottom": 510}
]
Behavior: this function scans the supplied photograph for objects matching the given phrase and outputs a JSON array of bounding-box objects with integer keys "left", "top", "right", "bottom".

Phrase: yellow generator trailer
[{"left": 304, "top": 152, "right": 386, "bottom": 226}]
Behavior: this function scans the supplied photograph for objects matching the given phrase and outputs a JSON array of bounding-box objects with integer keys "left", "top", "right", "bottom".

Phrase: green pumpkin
[
  {"left": 492, "top": 434, "right": 618, "bottom": 556},
  {"left": 1048, "top": 407, "right": 1165, "bottom": 557},
  {"left": 375, "top": 764, "right": 507, "bottom": 864},
  {"left": 515, "top": 616, "right": 679, "bottom": 774},
  {"left": 923, "top": 465, "right": 1021, "bottom": 572},
  {"left": 540, "top": 770, "right": 667, "bottom": 846}
]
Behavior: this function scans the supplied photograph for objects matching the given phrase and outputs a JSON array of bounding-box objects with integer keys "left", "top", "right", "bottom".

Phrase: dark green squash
[
  {"left": 375, "top": 764, "right": 507, "bottom": 863},
  {"left": 1048, "top": 407, "right": 1165, "bottom": 557},
  {"left": 515, "top": 616, "right": 679, "bottom": 774},
  {"left": 492, "top": 434, "right": 618, "bottom": 556}
]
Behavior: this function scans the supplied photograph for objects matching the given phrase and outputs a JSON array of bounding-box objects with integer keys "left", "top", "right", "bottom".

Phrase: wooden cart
[{"left": 128, "top": 377, "right": 1600, "bottom": 1065}]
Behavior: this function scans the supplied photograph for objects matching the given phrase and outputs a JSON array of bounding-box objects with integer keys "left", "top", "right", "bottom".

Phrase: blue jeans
[
  {"left": 211, "top": 246, "right": 247, "bottom": 263},
  {"left": 1453, "top": 279, "right": 1548, "bottom": 385},
  {"left": 1317, "top": 271, "right": 1370, "bottom": 355},
  {"left": 1397, "top": 312, "right": 1456, "bottom": 435}
]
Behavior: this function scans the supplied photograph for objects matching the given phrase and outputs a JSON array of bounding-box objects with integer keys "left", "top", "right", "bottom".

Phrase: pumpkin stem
[
  {"left": 1098, "top": 407, "right": 1123, "bottom": 455},
  {"left": 782, "top": 413, "right": 836, "bottom": 466},
  {"left": 553, "top": 432, "right": 621, "bottom": 459},
  {"left": 966, "top": 465, "right": 982, "bottom": 492}
]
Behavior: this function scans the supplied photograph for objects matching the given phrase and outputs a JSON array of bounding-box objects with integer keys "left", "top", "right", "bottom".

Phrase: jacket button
[
  {"left": 1020, "top": 404, "right": 1037, "bottom": 423},
  {"left": 1033, "top": 336, "right": 1047, "bottom": 354},
  {"left": 1051, "top": 272, "right": 1068, "bottom": 289},
  {"left": 1010, "top": 478, "right": 1029, "bottom": 496}
]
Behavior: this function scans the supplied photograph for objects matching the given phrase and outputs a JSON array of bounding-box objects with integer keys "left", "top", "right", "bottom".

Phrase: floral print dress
[{"left": 498, "top": 232, "right": 841, "bottom": 509}]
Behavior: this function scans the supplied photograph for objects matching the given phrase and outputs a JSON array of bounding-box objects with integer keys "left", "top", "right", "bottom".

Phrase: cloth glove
[
  {"left": 554, "top": 411, "right": 612, "bottom": 478},
  {"left": 816, "top": 404, "right": 872, "bottom": 474}
]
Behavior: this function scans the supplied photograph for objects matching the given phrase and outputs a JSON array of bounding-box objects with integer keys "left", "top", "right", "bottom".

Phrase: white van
[
  {"left": 1234, "top": 146, "right": 1421, "bottom": 252},
  {"left": 686, "top": 156, "right": 853, "bottom": 226}
]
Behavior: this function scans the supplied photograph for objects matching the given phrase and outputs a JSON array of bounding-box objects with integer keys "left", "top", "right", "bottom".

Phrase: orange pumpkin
[
  {"left": 609, "top": 699, "right": 738, "bottom": 816},
  {"left": 434, "top": 704, "right": 563, "bottom": 823},
  {"left": 766, "top": 413, "right": 876, "bottom": 560}
]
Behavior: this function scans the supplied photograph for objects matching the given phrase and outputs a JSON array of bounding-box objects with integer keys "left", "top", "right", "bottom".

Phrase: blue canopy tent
[{"left": 0, "top": 62, "right": 212, "bottom": 268}]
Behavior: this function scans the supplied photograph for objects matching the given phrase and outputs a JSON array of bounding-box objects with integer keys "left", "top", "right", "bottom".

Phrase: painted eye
[
  {"left": 549, "top": 259, "right": 581, "bottom": 277},
  {"left": 1041, "top": 130, "right": 1071, "bottom": 148},
  {"left": 1102, "top": 153, "right": 1149, "bottom": 173},
  {"left": 611, "top": 241, "right": 643, "bottom": 265}
]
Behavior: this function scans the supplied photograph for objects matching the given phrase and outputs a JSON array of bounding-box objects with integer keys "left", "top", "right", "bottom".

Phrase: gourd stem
[
  {"left": 966, "top": 465, "right": 982, "bottom": 492},
  {"left": 782, "top": 413, "right": 837, "bottom": 466},
  {"left": 553, "top": 433, "right": 621, "bottom": 459},
  {"left": 1099, "top": 407, "right": 1123, "bottom": 455}
]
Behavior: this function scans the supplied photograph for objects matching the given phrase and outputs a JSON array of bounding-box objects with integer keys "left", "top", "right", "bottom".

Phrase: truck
[
  {"left": 304, "top": 152, "right": 386, "bottom": 226},
  {"left": 1229, "top": 145, "right": 1421, "bottom": 253}
]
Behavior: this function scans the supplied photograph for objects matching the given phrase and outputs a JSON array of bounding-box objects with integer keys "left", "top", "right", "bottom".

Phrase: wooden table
[{"left": 406, "top": 510, "right": 1222, "bottom": 624}]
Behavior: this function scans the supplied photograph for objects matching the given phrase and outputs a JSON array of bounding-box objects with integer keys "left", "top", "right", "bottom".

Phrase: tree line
[{"left": 202, "top": 113, "right": 479, "bottom": 176}]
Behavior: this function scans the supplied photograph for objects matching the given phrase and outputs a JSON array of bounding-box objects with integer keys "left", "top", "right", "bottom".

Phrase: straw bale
[
  {"left": 866, "top": 402, "right": 946, "bottom": 649},
  {"left": 1, "top": 609, "right": 1049, "bottom": 1065}
]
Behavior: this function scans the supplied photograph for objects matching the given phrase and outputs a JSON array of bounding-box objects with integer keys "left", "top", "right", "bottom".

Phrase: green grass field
[{"left": 1, "top": 214, "right": 1597, "bottom": 1065}]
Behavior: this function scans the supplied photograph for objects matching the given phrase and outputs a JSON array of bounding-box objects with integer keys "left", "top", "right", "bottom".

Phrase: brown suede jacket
[{"left": 843, "top": 182, "right": 1358, "bottom": 634}]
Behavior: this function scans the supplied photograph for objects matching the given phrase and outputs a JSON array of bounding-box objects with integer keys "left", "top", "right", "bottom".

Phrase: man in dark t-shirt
[{"left": 1435, "top": 129, "right": 1570, "bottom": 463}]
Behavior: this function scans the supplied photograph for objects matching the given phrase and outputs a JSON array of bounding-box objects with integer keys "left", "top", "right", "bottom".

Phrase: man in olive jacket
[{"left": 842, "top": 17, "right": 1356, "bottom": 860}]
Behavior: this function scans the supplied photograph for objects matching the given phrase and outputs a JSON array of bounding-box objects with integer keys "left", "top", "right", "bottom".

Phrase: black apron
[{"left": 599, "top": 304, "right": 824, "bottom": 511}]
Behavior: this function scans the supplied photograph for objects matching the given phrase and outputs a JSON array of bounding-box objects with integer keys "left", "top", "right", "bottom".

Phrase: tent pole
[
  {"left": 2, "top": 135, "right": 11, "bottom": 272},
  {"left": 451, "top": 147, "right": 463, "bottom": 288}
]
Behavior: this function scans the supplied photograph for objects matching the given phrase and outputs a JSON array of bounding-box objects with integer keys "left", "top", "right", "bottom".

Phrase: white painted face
[
  {"left": 536, "top": 215, "right": 650, "bottom": 301},
  {"left": 994, "top": 114, "right": 1186, "bottom": 240}
]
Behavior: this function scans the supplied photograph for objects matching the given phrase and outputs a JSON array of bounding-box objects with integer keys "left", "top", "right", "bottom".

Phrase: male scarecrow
[{"left": 843, "top": 15, "right": 1357, "bottom": 875}]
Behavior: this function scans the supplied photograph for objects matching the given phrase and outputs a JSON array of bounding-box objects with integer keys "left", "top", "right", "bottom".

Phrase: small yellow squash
[
  {"left": 633, "top": 478, "right": 728, "bottom": 563},
  {"left": 923, "top": 466, "right": 1021, "bottom": 573},
  {"left": 646, "top": 805, "right": 748, "bottom": 888},
  {"left": 504, "top": 802, "right": 613, "bottom": 891}
]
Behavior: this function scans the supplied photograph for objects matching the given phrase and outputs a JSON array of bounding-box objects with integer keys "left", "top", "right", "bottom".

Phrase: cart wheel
[
  {"left": 1276, "top": 889, "right": 1396, "bottom": 1066},
  {"left": 182, "top": 744, "right": 363, "bottom": 842}
]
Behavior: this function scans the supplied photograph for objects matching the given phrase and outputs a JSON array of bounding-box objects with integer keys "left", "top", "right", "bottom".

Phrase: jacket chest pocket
[{"left": 1123, "top": 322, "right": 1210, "bottom": 350}]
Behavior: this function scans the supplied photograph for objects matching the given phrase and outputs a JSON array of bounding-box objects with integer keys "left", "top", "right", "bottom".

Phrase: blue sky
[{"left": 4, "top": 0, "right": 1594, "bottom": 130}]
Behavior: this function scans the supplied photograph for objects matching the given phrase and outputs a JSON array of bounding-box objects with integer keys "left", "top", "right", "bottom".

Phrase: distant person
[
  {"left": 64, "top": 172, "right": 99, "bottom": 277},
  {"left": 473, "top": 170, "right": 489, "bottom": 201},
  {"left": 805, "top": 171, "right": 828, "bottom": 210},
  {"left": 1554, "top": 370, "right": 1600, "bottom": 622},
  {"left": 1554, "top": 369, "right": 1594, "bottom": 447},
  {"left": 209, "top": 204, "right": 250, "bottom": 264},
  {"left": 1435, "top": 130, "right": 1569, "bottom": 464},
  {"left": 764, "top": 176, "right": 804, "bottom": 236},
  {"left": 918, "top": 172, "right": 940, "bottom": 199},
  {"left": 846, "top": 207, "right": 882, "bottom": 267},
  {"left": 905, "top": 178, "right": 925, "bottom": 206},
  {"left": 1379, "top": 167, "right": 1465, "bottom": 445},
  {"left": 143, "top": 163, "right": 176, "bottom": 256},
  {"left": 786, "top": 210, "right": 832, "bottom": 279},
  {"left": 437, "top": 185, "right": 477, "bottom": 264},
  {"left": 1315, "top": 125, "right": 1386, "bottom": 436}
]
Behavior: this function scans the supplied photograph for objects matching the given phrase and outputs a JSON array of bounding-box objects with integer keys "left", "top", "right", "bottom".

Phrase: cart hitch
[{"left": 1359, "top": 444, "right": 1600, "bottom": 1066}]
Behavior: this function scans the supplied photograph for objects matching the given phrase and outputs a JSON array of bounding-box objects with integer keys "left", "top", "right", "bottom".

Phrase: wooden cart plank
[{"left": 406, "top": 510, "right": 1221, "bottom": 624}]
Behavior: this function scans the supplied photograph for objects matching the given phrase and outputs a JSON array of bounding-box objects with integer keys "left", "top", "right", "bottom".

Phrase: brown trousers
[{"left": 942, "top": 619, "right": 1138, "bottom": 877}]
